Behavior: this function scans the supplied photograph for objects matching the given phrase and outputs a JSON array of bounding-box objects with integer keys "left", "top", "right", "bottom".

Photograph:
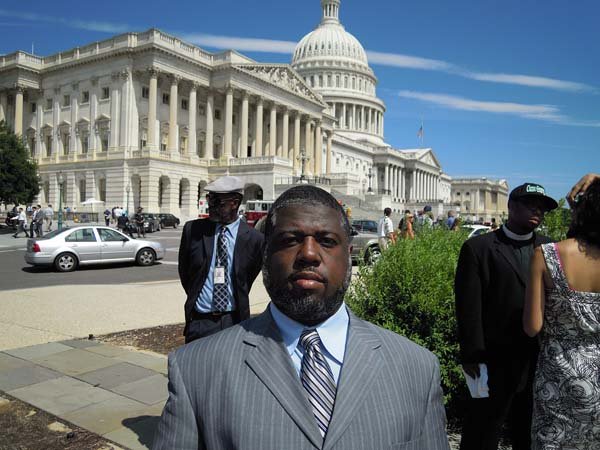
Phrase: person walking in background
[
  {"left": 44, "top": 204, "right": 53, "bottom": 231},
  {"left": 177, "top": 176, "right": 264, "bottom": 344},
  {"left": 400, "top": 211, "right": 415, "bottom": 239},
  {"left": 35, "top": 204, "right": 44, "bottom": 237},
  {"left": 104, "top": 208, "right": 111, "bottom": 226},
  {"left": 446, "top": 210, "right": 457, "bottom": 230},
  {"left": 29, "top": 206, "right": 39, "bottom": 237},
  {"left": 134, "top": 207, "right": 146, "bottom": 238},
  {"left": 117, "top": 213, "right": 134, "bottom": 237},
  {"left": 455, "top": 182, "right": 558, "bottom": 450},
  {"left": 377, "top": 207, "right": 394, "bottom": 250},
  {"left": 524, "top": 175, "right": 600, "bottom": 449},
  {"left": 153, "top": 185, "right": 449, "bottom": 450},
  {"left": 12, "top": 208, "right": 29, "bottom": 238}
]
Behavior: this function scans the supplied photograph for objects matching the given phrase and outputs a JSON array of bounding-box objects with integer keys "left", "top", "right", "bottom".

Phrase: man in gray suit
[{"left": 153, "top": 185, "right": 450, "bottom": 450}]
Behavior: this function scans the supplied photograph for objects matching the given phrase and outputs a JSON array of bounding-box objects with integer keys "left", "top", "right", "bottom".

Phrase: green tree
[
  {"left": 543, "top": 198, "right": 571, "bottom": 241},
  {"left": 0, "top": 121, "right": 39, "bottom": 205}
]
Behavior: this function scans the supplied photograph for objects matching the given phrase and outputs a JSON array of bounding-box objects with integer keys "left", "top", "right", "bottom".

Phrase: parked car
[
  {"left": 24, "top": 226, "right": 165, "bottom": 272},
  {"left": 139, "top": 213, "right": 161, "bottom": 233},
  {"left": 158, "top": 213, "right": 180, "bottom": 229},
  {"left": 351, "top": 219, "right": 378, "bottom": 233},
  {"left": 461, "top": 224, "right": 491, "bottom": 239},
  {"left": 350, "top": 228, "right": 381, "bottom": 264}
]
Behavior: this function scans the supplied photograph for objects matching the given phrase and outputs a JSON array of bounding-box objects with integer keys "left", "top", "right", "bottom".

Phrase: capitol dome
[
  {"left": 292, "top": 0, "right": 386, "bottom": 146},
  {"left": 292, "top": 17, "right": 369, "bottom": 68}
]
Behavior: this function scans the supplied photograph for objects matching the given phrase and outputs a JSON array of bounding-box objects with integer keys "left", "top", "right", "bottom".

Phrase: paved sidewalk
[{"left": 1, "top": 339, "right": 169, "bottom": 450}]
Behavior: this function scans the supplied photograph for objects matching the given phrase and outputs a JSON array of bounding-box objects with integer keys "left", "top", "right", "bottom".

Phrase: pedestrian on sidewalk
[
  {"left": 35, "top": 204, "right": 44, "bottom": 236},
  {"left": 12, "top": 208, "right": 29, "bottom": 238},
  {"left": 178, "top": 176, "right": 264, "bottom": 343},
  {"left": 44, "top": 204, "right": 54, "bottom": 231},
  {"left": 134, "top": 207, "right": 146, "bottom": 238},
  {"left": 29, "top": 206, "right": 38, "bottom": 237}
]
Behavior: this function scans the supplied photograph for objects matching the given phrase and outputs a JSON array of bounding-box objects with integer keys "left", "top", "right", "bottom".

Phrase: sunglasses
[{"left": 206, "top": 194, "right": 238, "bottom": 206}]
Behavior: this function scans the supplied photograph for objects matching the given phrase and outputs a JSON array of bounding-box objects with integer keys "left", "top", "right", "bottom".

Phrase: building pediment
[
  {"left": 235, "top": 64, "right": 325, "bottom": 106},
  {"left": 417, "top": 149, "right": 442, "bottom": 169}
]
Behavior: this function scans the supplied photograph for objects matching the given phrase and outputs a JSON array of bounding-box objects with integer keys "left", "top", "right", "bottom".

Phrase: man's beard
[{"left": 263, "top": 257, "right": 352, "bottom": 326}]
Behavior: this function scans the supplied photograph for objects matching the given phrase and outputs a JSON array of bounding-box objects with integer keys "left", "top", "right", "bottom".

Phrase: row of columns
[
  {"left": 379, "top": 165, "right": 440, "bottom": 202},
  {"left": 145, "top": 70, "right": 334, "bottom": 174},
  {"left": 410, "top": 169, "right": 439, "bottom": 202},
  {"left": 0, "top": 86, "right": 25, "bottom": 136},
  {"left": 331, "top": 102, "right": 383, "bottom": 136}
]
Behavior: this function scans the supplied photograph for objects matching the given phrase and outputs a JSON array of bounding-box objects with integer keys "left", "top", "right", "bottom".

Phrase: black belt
[{"left": 191, "top": 309, "right": 235, "bottom": 320}]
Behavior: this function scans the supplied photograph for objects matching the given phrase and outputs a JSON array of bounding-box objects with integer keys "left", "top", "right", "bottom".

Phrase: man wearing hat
[
  {"left": 178, "top": 176, "right": 264, "bottom": 343},
  {"left": 454, "top": 182, "right": 557, "bottom": 450}
]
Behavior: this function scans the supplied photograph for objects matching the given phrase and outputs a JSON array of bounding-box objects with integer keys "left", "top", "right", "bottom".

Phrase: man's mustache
[{"left": 289, "top": 268, "right": 327, "bottom": 284}]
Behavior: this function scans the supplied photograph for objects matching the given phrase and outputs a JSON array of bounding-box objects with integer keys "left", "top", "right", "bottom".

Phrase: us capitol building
[{"left": 0, "top": 0, "right": 507, "bottom": 221}]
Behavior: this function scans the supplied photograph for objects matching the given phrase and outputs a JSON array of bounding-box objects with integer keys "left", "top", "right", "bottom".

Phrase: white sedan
[
  {"left": 25, "top": 226, "right": 165, "bottom": 272},
  {"left": 461, "top": 224, "right": 491, "bottom": 239}
]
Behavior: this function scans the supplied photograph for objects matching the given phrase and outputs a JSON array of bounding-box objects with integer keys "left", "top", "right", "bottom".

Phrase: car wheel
[
  {"left": 136, "top": 248, "right": 156, "bottom": 266},
  {"left": 365, "top": 246, "right": 382, "bottom": 265},
  {"left": 173, "top": 223, "right": 178, "bottom": 229},
  {"left": 149, "top": 224, "right": 154, "bottom": 233},
  {"left": 54, "top": 252, "right": 78, "bottom": 272},
  {"left": 157, "top": 223, "right": 161, "bottom": 231}
]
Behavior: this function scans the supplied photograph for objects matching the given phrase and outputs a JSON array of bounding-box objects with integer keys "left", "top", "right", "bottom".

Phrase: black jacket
[
  {"left": 178, "top": 218, "right": 264, "bottom": 335},
  {"left": 454, "top": 228, "right": 551, "bottom": 369}
]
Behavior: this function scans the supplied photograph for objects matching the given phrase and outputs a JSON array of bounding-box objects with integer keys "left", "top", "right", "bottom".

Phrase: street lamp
[
  {"left": 125, "top": 182, "right": 131, "bottom": 216},
  {"left": 367, "top": 167, "right": 373, "bottom": 194},
  {"left": 57, "top": 171, "right": 65, "bottom": 231},
  {"left": 296, "top": 147, "right": 310, "bottom": 184}
]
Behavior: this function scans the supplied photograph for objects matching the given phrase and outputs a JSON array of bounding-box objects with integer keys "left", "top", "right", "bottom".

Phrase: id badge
[{"left": 214, "top": 266, "right": 225, "bottom": 284}]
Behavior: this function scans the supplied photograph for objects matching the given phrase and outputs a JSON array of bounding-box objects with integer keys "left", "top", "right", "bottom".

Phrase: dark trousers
[
  {"left": 13, "top": 221, "right": 29, "bottom": 237},
  {"left": 460, "top": 362, "right": 534, "bottom": 450},
  {"left": 185, "top": 311, "right": 240, "bottom": 344}
]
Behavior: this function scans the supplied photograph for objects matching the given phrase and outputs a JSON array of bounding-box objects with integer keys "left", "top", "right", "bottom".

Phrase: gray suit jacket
[{"left": 153, "top": 308, "right": 450, "bottom": 450}]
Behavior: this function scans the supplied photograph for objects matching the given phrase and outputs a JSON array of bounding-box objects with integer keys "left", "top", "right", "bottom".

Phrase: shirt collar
[
  {"left": 218, "top": 218, "right": 241, "bottom": 236},
  {"left": 270, "top": 302, "right": 349, "bottom": 365},
  {"left": 502, "top": 224, "right": 533, "bottom": 241}
]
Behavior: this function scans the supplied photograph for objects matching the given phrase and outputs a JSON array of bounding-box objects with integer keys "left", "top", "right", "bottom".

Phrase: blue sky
[{"left": 1, "top": 0, "right": 597, "bottom": 201}]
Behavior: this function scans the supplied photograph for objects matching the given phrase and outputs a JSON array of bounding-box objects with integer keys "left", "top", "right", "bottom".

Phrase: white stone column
[
  {"left": 255, "top": 97, "right": 263, "bottom": 157},
  {"left": 205, "top": 92, "right": 214, "bottom": 160},
  {"left": 282, "top": 108, "right": 289, "bottom": 159},
  {"left": 394, "top": 166, "right": 399, "bottom": 198},
  {"left": 168, "top": 76, "right": 179, "bottom": 153},
  {"left": 332, "top": 103, "right": 337, "bottom": 126},
  {"left": 0, "top": 90, "right": 6, "bottom": 123},
  {"left": 110, "top": 74, "right": 120, "bottom": 149},
  {"left": 384, "top": 165, "right": 389, "bottom": 194},
  {"left": 224, "top": 85, "right": 233, "bottom": 159},
  {"left": 90, "top": 81, "right": 98, "bottom": 155},
  {"left": 293, "top": 112, "right": 301, "bottom": 171},
  {"left": 381, "top": 113, "right": 384, "bottom": 136},
  {"left": 351, "top": 104, "right": 356, "bottom": 130},
  {"left": 70, "top": 87, "right": 77, "bottom": 156},
  {"left": 14, "top": 86, "right": 24, "bottom": 136},
  {"left": 326, "top": 131, "right": 332, "bottom": 175},
  {"left": 35, "top": 97, "right": 43, "bottom": 159},
  {"left": 304, "top": 119, "right": 312, "bottom": 174},
  {"left": 341, "top": 103, "right": 346, "bottom": 128},
  {"left": 147, "top": 69, "right": 158, "bottom": 150},
  {"left": 240, "top": 91, "right": 249, "bottom": 158},
  {"left": 52, "top": 92, "right": 60, "bottom": 161},
  {"left": 314, "top": 121, "right": 322, "bottom": 175},
  {"left": 399, "top": 168, "right": 404, "bottom": 201},
  {"left": 119, "top": 71, "right": 131, "bottom": 151},
  {"left": 188, "top": 84, "right": 198, "bottom": 157},
  {"left": 269, "top": 104, "right": 277, "bottom": 157},
  {"left": 410, "top": 170, "right": 416, "bottom": 201}
]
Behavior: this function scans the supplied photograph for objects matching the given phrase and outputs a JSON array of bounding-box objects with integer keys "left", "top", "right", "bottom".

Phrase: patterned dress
[{"left": 532, "top": 243, "right": 600, "bottom": 450}]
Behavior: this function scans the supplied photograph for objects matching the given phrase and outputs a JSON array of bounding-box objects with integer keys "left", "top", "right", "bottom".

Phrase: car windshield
[{"left": 37, "top": 228, "right": 70, "bottom": 239}]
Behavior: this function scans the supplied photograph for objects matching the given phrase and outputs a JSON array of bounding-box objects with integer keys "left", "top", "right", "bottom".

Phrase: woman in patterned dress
[{"left": 523, "top": 175, "right": 600, "bottom": 449}]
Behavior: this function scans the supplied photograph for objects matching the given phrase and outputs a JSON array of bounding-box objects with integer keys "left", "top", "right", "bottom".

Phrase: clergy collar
[{"left": 502, "top": 224, "right": 533, "bottom": 241}]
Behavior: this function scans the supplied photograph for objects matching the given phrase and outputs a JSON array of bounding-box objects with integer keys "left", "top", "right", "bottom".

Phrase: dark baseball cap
[{"left": 509, "top": 183, "right": 558, "bottom": 211}]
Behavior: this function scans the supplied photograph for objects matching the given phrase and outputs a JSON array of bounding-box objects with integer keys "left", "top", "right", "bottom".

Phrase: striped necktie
[
  {"left": 299, "top": 329, "right": 337, "bottom": 437},
  {"left": 212, "top": 226, "right": 229, "bottom": 311}
]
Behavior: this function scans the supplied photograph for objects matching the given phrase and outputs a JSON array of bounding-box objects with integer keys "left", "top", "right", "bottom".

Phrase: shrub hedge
[{"left": 346, "top": 228, "right": 469, "bottom": 424}]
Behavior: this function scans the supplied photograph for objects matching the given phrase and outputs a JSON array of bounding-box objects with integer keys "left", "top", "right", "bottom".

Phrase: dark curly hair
[{"left": 567, "top": 178, "right": 600, "bottom": 247}]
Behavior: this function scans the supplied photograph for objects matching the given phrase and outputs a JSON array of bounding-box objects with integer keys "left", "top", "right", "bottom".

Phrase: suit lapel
[
  {"left": 323, "top": 312, "right": 382, "bottom": 450},
  {"left": 494, "top": 230, "right": 527, "bottom": 286},
  {"left": 202, "top": 221, "right": 216, "bottom": 268},
  {"left": 244, "top": 311, "right": 323, "bottom": 449}
]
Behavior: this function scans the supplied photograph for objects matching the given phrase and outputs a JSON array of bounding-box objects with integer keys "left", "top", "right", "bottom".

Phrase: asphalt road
[{"left": 0, "top": 228, "right": 183, "bottom": 291}]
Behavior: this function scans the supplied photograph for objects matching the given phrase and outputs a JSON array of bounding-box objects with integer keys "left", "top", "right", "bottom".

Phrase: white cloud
[
  {"left": 397, "top": 90, "right": 600, "bottom": 127},
  {"left": 0, "top": 9, "right": 595, "bottom": 93},
  {"left": 463, "top": 72, "right": 592, "bottom": 93},
  {"left": 180, "top": 33, "right": 296, "bottom": 54}
]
